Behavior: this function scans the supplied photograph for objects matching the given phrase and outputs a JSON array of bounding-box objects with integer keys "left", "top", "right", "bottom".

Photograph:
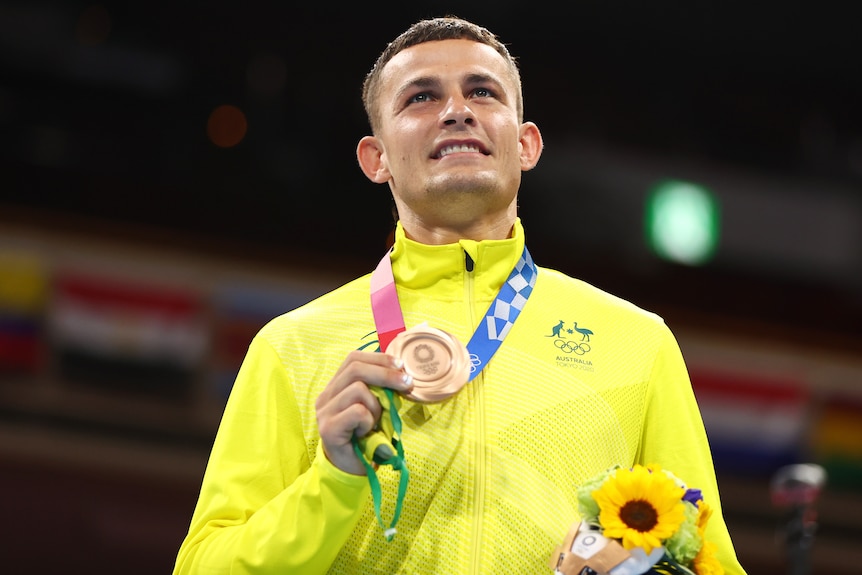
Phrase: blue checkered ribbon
[{"left": 466, "top": 246, "right": 537, "bottom": 380}]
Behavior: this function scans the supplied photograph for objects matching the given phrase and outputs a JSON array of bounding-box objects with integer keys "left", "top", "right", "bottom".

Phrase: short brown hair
[{"left": 361, "top": 16, "right": 523, "bottom": 133}]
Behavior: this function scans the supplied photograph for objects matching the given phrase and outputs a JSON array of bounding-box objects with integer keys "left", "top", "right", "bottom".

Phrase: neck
[
  {"left": 396, "top": 205, "right": 517, "bottom": 245},
  {"left": 400, "top": 218, "right": 515, "bottom": 245}
]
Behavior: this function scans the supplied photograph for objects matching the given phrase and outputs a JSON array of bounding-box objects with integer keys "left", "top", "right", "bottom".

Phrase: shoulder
[
  {"left": 533, "top": 265, "right": 669, "bottom": 336},
  {"left": 537, "top": 266, "right": 662, "bottom": 317}
]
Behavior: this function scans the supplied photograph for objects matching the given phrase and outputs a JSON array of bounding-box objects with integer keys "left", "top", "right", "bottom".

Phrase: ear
[
  {"left": 517, "top": 121, "right": 543, "bottom": 171},
  {"left": 356, "top": 135, "right": 391, "bottom": 184}
]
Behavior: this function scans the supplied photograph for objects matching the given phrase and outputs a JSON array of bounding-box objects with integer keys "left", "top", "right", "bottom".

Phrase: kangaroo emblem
[
  {"left": 546, "top": 320, "right": 564, "bottom": 337},
  {"left": 572, "top": 322, "right": 594, "bottom": 342}
]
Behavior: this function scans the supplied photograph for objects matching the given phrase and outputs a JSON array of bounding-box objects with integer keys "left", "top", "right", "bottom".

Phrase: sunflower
[
  {"left": 693, "top": 540, "right": 724, "bottom": 575},
  {"left": 695, "top": 500, "right": 713, "bottom": 533},
  {"left": 592, "top": 464, "right": 686, "bottom": 554}
]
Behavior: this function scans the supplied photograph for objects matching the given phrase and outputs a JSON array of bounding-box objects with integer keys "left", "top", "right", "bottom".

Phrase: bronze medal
[{"left": 388, "top": 324, "right": 470, "bottom": 403}]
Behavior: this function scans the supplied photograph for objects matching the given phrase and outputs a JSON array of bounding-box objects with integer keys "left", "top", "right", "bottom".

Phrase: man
[{"left": 173, "top": 16, "right": 746, "bottom": 574}]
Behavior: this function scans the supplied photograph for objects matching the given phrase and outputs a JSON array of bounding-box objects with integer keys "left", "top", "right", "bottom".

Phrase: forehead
[{"left": 379, "top": 38, "right": 516, "bottom": 97}]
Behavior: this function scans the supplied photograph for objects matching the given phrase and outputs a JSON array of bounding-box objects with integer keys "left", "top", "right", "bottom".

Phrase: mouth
[{"left": 433, "top": 141, "right": 489, "bottom": 159}]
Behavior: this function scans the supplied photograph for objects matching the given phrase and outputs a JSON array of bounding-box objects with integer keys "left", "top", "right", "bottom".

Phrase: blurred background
[{"left": 1, "top": 2, "right": 861, "bottom": 573}]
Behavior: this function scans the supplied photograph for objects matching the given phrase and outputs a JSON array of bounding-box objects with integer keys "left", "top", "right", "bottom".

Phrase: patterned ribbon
[{"left": 371, "top": 244, "right": 538, "bottom": 370}]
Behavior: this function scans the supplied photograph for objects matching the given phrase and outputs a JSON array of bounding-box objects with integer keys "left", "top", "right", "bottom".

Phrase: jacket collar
[{"left": 389, "top": 218, "right": 527, "bottom": 301}]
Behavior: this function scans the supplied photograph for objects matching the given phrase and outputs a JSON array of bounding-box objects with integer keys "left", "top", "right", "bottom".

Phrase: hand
[{"left": 315, "top": 351, "right": 413, "bottom": 475}]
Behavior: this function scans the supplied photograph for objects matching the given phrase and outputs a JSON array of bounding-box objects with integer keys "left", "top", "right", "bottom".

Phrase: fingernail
[
  {"left": 393, "top": 357, "right": 404, "bottom": 369},
  {"left": 402, "top": 373, "right": 413, "bottom": 387}
]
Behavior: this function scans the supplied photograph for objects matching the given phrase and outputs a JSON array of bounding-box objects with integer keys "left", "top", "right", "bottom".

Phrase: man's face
[{"left": 364, "top": 38, "right": 538, "bottom": 233}]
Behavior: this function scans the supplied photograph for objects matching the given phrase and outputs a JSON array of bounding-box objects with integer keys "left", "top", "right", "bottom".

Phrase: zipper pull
[{"left": 465, "top": 252, "right": 474, "bottom": 272}]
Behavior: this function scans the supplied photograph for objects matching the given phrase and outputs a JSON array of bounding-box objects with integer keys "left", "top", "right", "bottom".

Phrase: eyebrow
[
  {"left": 464, "top": 72, "right": 503, "bottom": 89},
  {"left": 394, "top": 76, "right": 439, "bottom": 103}
]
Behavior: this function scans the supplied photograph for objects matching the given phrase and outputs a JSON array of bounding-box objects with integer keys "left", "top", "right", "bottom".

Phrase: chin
[{"left": 429, "top": 172, "right": 501, "bottom": 195}]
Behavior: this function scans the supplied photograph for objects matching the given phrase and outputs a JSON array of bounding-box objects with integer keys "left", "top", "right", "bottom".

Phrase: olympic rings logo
[
  {"left": 469, "top": 353, "right": 481, "bottom": 373},
  {"left": 554, "top": 339, "right": 591, "bottom": 355}
]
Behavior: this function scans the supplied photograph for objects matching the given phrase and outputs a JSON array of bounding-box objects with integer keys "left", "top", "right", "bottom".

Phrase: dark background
[
  {"left": 2, "top": 2, "right": 862, "bottom": 574},
  {"left": 3, "top": 1, "right": 861, "bottom": 339}
]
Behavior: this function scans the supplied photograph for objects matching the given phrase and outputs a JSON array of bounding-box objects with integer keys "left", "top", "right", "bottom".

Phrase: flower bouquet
[{"left": 549, "top": 464, "right": 723, "bottom": 575}]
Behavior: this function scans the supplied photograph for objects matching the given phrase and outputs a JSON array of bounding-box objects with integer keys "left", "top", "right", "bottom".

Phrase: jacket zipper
[{"left": 465, "top": 251, "right": 485, "bottom": 575}]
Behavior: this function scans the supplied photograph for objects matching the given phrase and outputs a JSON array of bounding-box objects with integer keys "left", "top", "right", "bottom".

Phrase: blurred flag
[
  {"left": 0, "top": 250, "right": 48, "bottom": 374},
  {"left": 810, "top": 395, "right": 862, "bottom": 492},
  {"left": 691, "top": 368, "right": 810, "bottom": 477},
  {"left": 49, "top": 269, "right": 207, "bottom": 397}
]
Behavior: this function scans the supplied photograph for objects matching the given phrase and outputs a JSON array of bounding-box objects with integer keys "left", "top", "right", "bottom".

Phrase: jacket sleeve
[
  {"left": 637, "top": 324, "right": 748, "bottom": 575},
  {"left": 172, "top": 335, "right": 369, "bottom": 574}
]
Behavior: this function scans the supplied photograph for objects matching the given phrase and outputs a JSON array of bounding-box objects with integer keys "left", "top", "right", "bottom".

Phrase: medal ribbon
[
  {"left": 372, "top": 244, "right": 537, "bottom": 373},
  {"left": 359, "top": 242, "right": 538, "bottom": 539}
]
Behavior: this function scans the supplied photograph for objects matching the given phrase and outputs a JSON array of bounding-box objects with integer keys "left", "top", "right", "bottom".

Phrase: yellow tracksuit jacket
[{"left": 173, "top": 219, "right": 746, "bottom": 574}]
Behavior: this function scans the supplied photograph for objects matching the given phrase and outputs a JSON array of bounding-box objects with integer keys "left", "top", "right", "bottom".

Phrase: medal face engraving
[{"left": 388, "top": 325, "right": 470, "bottom": 403}]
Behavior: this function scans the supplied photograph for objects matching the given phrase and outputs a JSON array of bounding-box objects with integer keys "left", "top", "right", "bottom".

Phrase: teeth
[{"left": 438, "top": 144, "right": 480, "bottom": 158}]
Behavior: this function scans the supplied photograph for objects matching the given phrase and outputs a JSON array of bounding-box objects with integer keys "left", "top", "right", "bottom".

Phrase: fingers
[
  {"left": 326, "top": 350, "right": 413, "bottom": 396},
  {"left": 315, "top": 351, "right": 413, "bottom": 475}
]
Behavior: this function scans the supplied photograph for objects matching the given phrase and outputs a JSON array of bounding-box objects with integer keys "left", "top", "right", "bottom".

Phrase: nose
[{"left": 441, "top": 96, "right": 476, "bottom": 127}]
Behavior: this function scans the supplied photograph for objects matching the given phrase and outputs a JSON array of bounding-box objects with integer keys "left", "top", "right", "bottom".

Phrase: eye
[
  {"left": 472, "top": 87, "right": 495, "bottom": 98},
  {"left": 408, "top": 92, "right": 432, "bottom": 104}
]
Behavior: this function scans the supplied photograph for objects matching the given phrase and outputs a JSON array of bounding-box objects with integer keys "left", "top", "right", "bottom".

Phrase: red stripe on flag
[
  {"left": 690, "top": 368, "right": 807, "bottom": 403},
  {"left": 55, "top": 272, "right": 202, "bottom": 315}
]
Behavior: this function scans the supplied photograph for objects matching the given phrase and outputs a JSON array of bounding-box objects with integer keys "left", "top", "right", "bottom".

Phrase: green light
[{"left": 645, "top": 180, "right": 720, "bottom": 265}]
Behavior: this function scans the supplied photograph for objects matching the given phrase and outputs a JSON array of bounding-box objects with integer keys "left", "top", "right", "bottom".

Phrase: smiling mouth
[{"left": 435, "top": 144, "right": 488, "bottom": 159}]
